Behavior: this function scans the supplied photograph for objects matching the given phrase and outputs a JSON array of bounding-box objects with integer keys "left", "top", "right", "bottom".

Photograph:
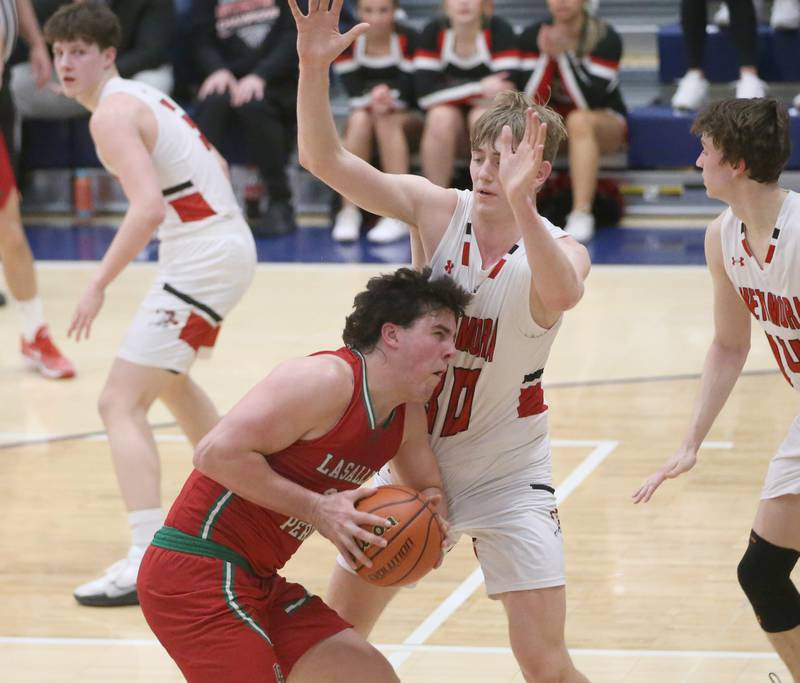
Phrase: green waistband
[{"left": 152, "top": 526, "right": 254, "bottom": 575}]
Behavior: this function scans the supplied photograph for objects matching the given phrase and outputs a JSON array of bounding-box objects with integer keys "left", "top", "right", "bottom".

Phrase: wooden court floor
[{"left": 1, "top": 263, "right": 796, "bottom": 682}]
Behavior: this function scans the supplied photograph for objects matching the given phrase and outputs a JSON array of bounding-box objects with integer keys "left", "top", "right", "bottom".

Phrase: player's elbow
[
  {"left": 136, "top": 197, "right": 166, "bottom": 227},
  {"left": 193, "top": 430, "right": 227, "bottom": 474},
  {"left": 549, "top": 280, "right": 584, "bottom": 312}
]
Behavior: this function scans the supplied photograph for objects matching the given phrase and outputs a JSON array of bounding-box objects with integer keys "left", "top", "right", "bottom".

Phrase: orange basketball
[{"left": 354, "top": 485, "right": 443, "bottom": 587}]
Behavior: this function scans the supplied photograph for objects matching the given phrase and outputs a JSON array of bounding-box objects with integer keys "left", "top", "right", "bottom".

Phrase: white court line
[
  {"left": 0, "top": 636, "right": 778, "bottom": 661},
  {"left": 387, "top": 439, "right": 618, "bottom": 670}
]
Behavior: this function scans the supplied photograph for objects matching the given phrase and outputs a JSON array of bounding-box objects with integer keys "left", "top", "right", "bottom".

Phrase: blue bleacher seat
[
  {"left": 627, "top": 106, "right": 800, "bottom": 170},
  {"left": 659, "top": 23, "right": 800, "bottom": 83}
]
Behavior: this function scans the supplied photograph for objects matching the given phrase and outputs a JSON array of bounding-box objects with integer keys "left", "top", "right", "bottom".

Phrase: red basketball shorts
[
  {"left": 0, "top": 131, "right": 17, "bottom": 209},
  {"left": 138, "top": 546, "right": 351, "bottom": 682}
]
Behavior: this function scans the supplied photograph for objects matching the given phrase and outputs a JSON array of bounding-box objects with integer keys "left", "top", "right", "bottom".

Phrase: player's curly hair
[
  {"left": 343, "top": 267, "right": 472, "bottom": 352},
  {"left": 44, "top": 1, "right": 121, "bottom": 51},
  {"left": 691, "top": 98, "right": 790, "bottom": 184}
]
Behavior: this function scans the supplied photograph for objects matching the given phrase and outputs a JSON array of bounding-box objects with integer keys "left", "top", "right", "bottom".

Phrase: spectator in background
[
  {"left": 519, "top": 0, "right": 627, "bottom": 243},
  {"left": 715, "top": 0, "right": 799, "bottom": 30},
  {"left": 191, "top": 0, "right": 300, "bottom": 237},
  {"left": 11, "top": 0, "right": 175, "bottom": 119},
  {"left": 0, "top": 0, "right": 74, "bottom": 379},
  {"left": 414, "top": 0, "right": 518, "bottom": 189},
  {"left": 671, "top": 0, "right": 764, "bottom": 112},
  {"left": 331, "top": 0, "right": 418, "bottom": 244}
]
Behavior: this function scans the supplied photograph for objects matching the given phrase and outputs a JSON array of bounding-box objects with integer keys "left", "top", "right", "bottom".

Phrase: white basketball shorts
[
  {"left": 118, "top": 220, "right": 256, "bottom": 374},
  {"left": 762, "top": 415, "right": 800, "bottom": 499}
]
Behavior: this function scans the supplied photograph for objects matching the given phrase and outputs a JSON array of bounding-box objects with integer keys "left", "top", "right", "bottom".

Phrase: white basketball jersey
[
  {"left": 427, "top": 189, "right": 567, "bottom": 498},
  {"left": 721, "top": 190, "right": 800, "bottom": 391},
  {"left": 97, "top": 77, "right": 242, "bottom": 241}
]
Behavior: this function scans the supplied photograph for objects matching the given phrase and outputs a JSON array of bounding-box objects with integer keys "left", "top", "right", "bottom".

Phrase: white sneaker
[
  {"left": 713, "top": 2, "right": 730, "bottom": 26},
  {"left": 74, "top": 548, "right": 143, "bottom": 607},
  {"left": 367, "top": 216, "right": 409, "bottom": 244},
  {"left": 771, "top": 0, "right": 800, "bottom": 28},
  {"left": 331, "top": 205, "right": 362, "bottom": 242},
  {"left": 565, "top": 209, "right": 595, "bottom": 243},
  {"left": 735, "top": 72, "right": 766, "bottom": 99},
  {"left": 671, "top": 71, "right": 709, "bottom": 111}
]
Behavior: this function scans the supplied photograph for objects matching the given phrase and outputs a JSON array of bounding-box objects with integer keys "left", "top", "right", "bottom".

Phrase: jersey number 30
[{"left": 426, "top": 367, "right": 481, "bottom": 436}]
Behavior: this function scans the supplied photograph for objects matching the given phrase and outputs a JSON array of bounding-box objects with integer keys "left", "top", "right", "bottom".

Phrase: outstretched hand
[
  {"left": 288, "top": 0, "right": 370, "bottom": 70},
  {"left": 497, "top": 108, "right": 548, "bottom": 209},
  {"left": 631, "top": 447, "right": 698, "bottom": 504}
]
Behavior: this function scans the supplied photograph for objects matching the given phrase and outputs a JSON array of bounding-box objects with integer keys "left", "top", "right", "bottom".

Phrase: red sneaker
[{"left": 21, "top": 325, "right": 76, "bottom": 379}]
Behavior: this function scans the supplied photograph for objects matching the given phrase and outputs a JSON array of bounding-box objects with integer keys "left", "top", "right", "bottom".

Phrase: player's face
[
  {"left": 470, "top": 140, "right": 510, "bottom": 213},
  {"left": 445, "top": 0, "right": 483, "bottom": 27},
  {"left": 396, "top": 309, "right": 458, "bottom": 401},
  {"left": 696, "top": 134, "right": 735, "bottom": 201},
  {"left": 52, "top": 40, "right": 114, "bottom": 99},
  {"left": 547, "top": 0, "right": 585, "bottom": 23},
  {"left": 358, "top": 0, "right": 396, "bottom": 35}
]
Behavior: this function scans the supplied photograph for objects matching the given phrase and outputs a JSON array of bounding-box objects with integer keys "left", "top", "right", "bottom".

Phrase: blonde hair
[{"left": 471, "top": 91, "right": 566, "bottom": 162}]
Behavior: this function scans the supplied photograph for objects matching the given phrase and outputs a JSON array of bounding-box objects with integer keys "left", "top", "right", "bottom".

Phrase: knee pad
[{"left": 737, "top": 529, "right": 800, "bottom": 633}]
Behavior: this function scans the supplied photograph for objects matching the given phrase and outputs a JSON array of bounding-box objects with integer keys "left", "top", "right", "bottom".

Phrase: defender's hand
[
  {"left": 632, "top": 448, "right": 698, "bottom": 504},
  {"left": 288, "top": 0, "right": 370, "bottom": 70}
]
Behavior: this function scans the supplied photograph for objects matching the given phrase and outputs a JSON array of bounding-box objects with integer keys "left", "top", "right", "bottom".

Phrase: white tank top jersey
[
  {"left": 97, "top": 77, "right": 242, "bottom": 241},
  {"left": 720, "top": 190, "right": 800, "bottom": 391},
  {"left": 427, "top": 189, "right": 568, "bottom": 498}
]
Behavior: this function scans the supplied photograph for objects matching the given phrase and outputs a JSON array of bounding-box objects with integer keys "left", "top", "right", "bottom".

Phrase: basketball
[{"left": 354, "top": 485, "right": 443, "bottom": 587}]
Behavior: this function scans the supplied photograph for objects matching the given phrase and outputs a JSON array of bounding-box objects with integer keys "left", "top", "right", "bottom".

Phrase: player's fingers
[
  {"left": 349, "top": 486, "right": 377, "bottom": 501},
  {"left": 342, "top": 536, "right": 373, "bottom": 569},
  {"left": 498, "top": 125, "right": 512, "bottom": 155},
  {"left": 287, "top": 0, "right": 304, "bottom": 21},
  {"left": 353, "top": 511, "right": 390, "bottom": 531},
  {"left": 342, "top": 22, "right": 371, "bottom": 48},
  {"left": 310, "top": 0, "right": 321, "bottom": 14}
]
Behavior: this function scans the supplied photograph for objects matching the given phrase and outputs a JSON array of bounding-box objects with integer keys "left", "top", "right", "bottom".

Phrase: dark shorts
[{"left": 138, "top": 546, "right": 352, "bottom": 683}]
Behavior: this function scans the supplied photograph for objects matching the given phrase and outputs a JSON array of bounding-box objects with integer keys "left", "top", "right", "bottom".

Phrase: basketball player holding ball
[
  {"left": 290, "top": 0, "right": 591, "bottom": 680},
  {"left": 137, "top": 268, "right": 471, "bottom": 683}
]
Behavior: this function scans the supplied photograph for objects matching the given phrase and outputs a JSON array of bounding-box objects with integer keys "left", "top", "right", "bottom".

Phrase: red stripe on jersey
[
  {"left": 159, "top": 97, "right": 176, "bottom": 111},
  {"left": 520, "top": 49, "right": 541, "bottom": 59},
  {"left": 517, "top": 384, "right": 547, "bottom": 417},
  {"left": 488, "top": 258, "right": 506, "bottom": 279},
  {"left": 179, "top": 310, "right": 220, "bottom": 351},
  {"left": 493, "top": 49, "right": 520, "bottom": 60},
  {"left": 169, "top": 192, "right": 217, "bottom": 222},
  {"left": 461, "top": 241, "right": 470, "bottom": 266},
  {"left": 416, "top": 48, "right": 440, "bottom": 59},
  {"left": 483, "top": 28, "right": 491, "bottom": 49},
  {"left": 765, "top": 244, "right": 776, "bottom": 264},
  {"left": 741, "top": 238, "right": 753, "bottom": 257},
  {"left": 589, "top": 56, "right": 620, "bottom": 69},
  {"left": 334, "top": 52, "right": 353, "bottom": 64}
]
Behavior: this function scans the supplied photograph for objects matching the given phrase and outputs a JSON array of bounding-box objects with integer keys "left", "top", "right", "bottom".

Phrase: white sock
[
  {"left": 16, "top": 296, "right": 44, "bottom": 342},
  {"left": 128, "top": 507, "right": 164, "bottom": 554}
]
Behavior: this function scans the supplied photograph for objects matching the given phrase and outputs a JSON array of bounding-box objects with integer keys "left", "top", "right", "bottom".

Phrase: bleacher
[{"left": 17, "top": 0, "right": 800, "bottom": 220}]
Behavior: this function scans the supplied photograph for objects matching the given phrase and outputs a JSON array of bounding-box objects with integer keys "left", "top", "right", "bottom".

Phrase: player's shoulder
[
  {"left": 704, "top": 210, "right": 729, "bottom": 268},
  {"left": 91, "top": 90, "right": 147, "bottom": 129},
  {"left": 267, "top": 353, "right": 355, "bottom": 412}
]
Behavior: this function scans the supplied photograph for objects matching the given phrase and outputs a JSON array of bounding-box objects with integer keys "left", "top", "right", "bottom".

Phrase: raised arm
[
  {"left": 289, "top": 0, "right": 455, "bottom": 252},
  {"left": 497, "top": 109, "right": 590, "bottom": 329},
  {"left": 68, "top": 97, "right": 166, "bottom": 341},
  {"left": 632, "top": 214, "right": 752, "bottom": 503},
  {"left": 194, "top": 354, "right": 393, "bottom": 568}
]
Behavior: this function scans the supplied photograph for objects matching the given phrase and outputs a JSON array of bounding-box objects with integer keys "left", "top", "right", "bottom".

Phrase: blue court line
[{"left": 23, "top": 223, "right": 707, "bottom": 266}]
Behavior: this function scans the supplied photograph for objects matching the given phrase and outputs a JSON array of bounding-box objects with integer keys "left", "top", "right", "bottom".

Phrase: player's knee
[
  {"left": 737, "top": 529, "right": 800, "bottom": 633},
  {"left": 515, "top": 648, "right": 573, "bottom": 683},
  {"left": 565, "top": 109, "right": 593, "bottom": 137},
  {"left": 0, "top": 218, "right": 27, "bottom": 255}
]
